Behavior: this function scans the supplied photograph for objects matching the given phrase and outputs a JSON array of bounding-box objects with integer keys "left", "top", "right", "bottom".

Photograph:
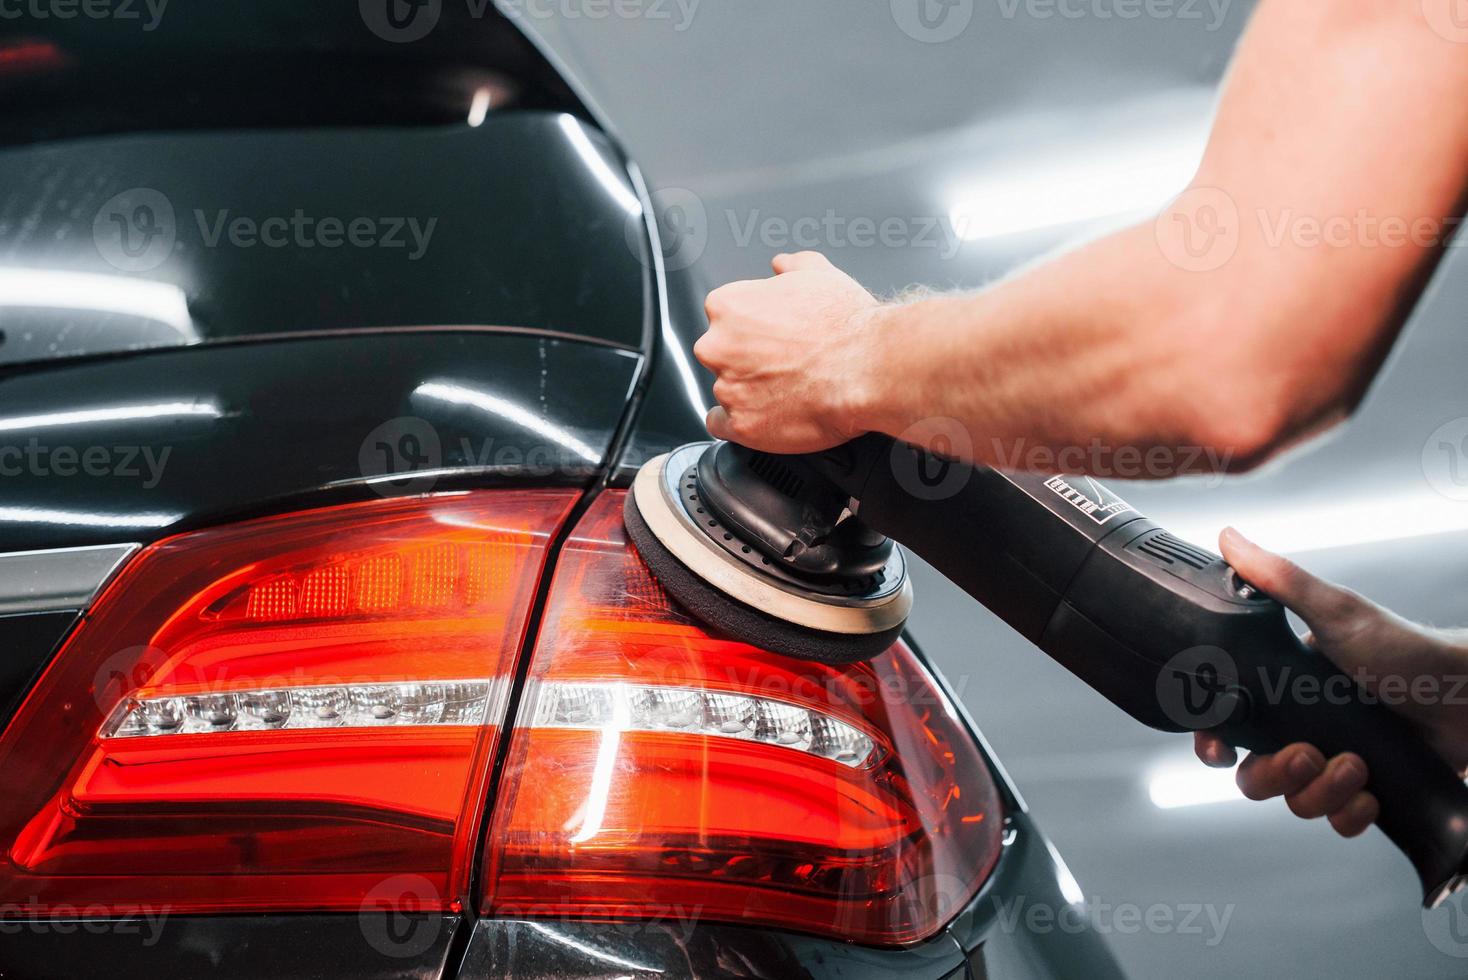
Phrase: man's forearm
[
  {"left": 853, "top": 0, "right": 1468, "bottom": 477},
  {"left": 697, "top": 0, "right": 1468, "bottom": 474},
  {"left": 856, "top": 225, "right": 1245, "bottom": 474}
]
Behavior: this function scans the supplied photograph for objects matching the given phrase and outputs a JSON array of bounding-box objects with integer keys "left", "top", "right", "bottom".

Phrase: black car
[{"left": 0, "top": 6, "right": 1120, "bottom": 978}]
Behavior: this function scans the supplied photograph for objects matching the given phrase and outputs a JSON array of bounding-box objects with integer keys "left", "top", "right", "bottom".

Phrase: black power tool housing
[{"left": 625, "top": 434, "right": 1468, "bottom": 908}]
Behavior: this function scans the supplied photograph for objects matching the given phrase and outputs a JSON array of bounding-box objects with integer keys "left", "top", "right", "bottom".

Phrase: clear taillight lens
[
  {"left": 0, "top": 491, "right": 575, "bottom": 915},
  {"left": 482, "top": 492, "right": 1005, "bottom": 946}
]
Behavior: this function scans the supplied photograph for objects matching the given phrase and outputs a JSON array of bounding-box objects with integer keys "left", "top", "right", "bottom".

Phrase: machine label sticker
[{"left": 1043, "top": 475, "right": 1136, "bottom": 524}]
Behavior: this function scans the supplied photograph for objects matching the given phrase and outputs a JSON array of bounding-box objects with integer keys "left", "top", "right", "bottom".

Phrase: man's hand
[
  {"left": 1195, "top": 528, "right": 1468, "bottom": 838},
  {"left": 696, "top": 252, "right": 883, "bottom": 453}
]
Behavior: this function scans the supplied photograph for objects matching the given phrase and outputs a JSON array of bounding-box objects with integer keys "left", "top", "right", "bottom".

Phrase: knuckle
[
  {"left": 693, "top": 335, "right": 725, "bottom": 368},
  {"left": 704, "top": 288, "right": 732, "bottom": 319}
]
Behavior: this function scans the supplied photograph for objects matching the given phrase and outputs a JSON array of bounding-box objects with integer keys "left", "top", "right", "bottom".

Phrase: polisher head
[{"left": 624, "top": 442, "right": 912, "bottom": 664}]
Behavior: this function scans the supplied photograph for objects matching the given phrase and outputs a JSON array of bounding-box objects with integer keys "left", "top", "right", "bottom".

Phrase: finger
[
  {"left": 1284, "top": 753, "right": 1369, "bottom": 819},
  {"left": 1194, "top": 731, "right": 1238, "bottom": 768},
  {"left": 1327, "top": 791, "right": 1379, "bottom": 838},
  {"left": 1218, "top": 528, "right": 1366, "bottom": 640},
  {"left": 1236, "top": 743, "right": 1325, "bottom": 800},
  {"left": 705, "top": 406, "right": 734, "bottom": 442},
  {"left": 771, "top": 251, "right": 834, "bottom": 275}
]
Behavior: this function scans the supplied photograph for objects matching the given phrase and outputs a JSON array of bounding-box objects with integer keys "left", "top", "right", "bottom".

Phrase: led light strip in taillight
[
  {"left": 101, "top": 680, "right": 503, "bottom": 738},
  {"left": 530, "top": 682, "right": 882, "bottom": 769}
]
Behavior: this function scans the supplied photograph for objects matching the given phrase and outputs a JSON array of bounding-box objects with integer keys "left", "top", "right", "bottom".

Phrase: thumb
[
  {"left": 1218, "top": 527, "right": 1365, "bottom": 644},
  {"left": 772, "top": 251, "right": 834, "bottom": 275},
  {"left": 705, "top": 405, "right": 735, "bottom": 442}
]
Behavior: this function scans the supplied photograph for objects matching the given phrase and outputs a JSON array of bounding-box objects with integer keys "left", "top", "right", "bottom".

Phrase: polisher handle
[{"left": 807, "top": 434, "right": 1468, "bottom": 906}]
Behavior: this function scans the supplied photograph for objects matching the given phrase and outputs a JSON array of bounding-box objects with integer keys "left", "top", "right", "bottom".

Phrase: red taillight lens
[
  {"left": 483, "top": 493, "right": 1005, "bottom": 946},
  {"left": 0, "top": 491, "right": 575, "bottom": 915}
]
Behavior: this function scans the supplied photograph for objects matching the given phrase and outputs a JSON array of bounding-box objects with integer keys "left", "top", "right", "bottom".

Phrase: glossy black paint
[
  {"left": 947, "top": 817, "right": 1126, "bottom": 979},
  {"left": 0, "top": 610, "right": 77, "bottom": 731},
  {"left": 455, "top": 915, "right": 967, "bottom": 980},
  {"left": 0, "top": 112, "right": 647, "bottom": 366},
  {"left": 0, "top": 330, "right": 639, "bottom": 553},
  {"left": 0, "top": 2, "right": 585, "bottom": 146},
  {"left": 612, "top": 226, "right": 718, "bottom": 483},
  {"left": 0, "top": 914, "right": 461, "bottom": 980}
]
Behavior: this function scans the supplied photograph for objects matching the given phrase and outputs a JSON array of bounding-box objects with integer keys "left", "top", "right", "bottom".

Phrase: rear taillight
[
  {"left": 482, "top": 493, "right": 1005, "bottom": 946},
  {"left": 0, "top": 491, "right": 575, "bottom": 914}
]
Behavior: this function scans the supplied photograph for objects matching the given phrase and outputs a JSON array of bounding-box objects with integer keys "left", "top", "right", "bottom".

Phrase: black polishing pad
[{"left": 623, "top": 489, "right": 903, "bottom": 665}]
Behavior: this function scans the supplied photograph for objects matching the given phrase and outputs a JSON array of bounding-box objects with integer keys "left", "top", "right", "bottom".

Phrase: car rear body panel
[
  {"left": 0, "top": 330, "right": 640, "bottom": 555},
  {"left": 0, "top": 114, "right": 647, "bottom": 364}
]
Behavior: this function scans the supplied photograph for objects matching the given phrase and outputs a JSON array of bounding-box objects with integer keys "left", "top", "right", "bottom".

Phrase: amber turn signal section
[
  {"left": 482, "top": 492, "right": 1005, "bottom": 946},
  {"left": 0, "top": 491, "right": 575, "bottom": 915}
]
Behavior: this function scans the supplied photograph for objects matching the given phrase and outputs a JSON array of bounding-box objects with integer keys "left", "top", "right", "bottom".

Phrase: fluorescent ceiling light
[
  {"left": 558, "top": 114, "right": 643, "bottom": 217},
  {"left": 949, "top": 123, "right": 1207, "bottom": 242},
  {"left": 467, "top": 87, "right": 492, "bottom": 128},
  {"left": 0, "top": 506, "right": 180, "bottom": 529},
  {"left": 0, "top": 268, "right": 194, "bottom": 339},
  {"left": 0, "top": 402, "right": 222, "bottom": 435},
  {"left": 1159, "top": 489, "right": 1468, "bottom": 556},
  {"left": 414, "top": 381, "right": 603, "bottom": 465},
  {"left": 1147, "top": 760, "right": 1244, "bottom": 810}
]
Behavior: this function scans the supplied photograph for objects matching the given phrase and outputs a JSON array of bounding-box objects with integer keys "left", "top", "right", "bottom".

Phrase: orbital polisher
[{"left": 625, "top": 434, "right": 1468, "bottom": 907}]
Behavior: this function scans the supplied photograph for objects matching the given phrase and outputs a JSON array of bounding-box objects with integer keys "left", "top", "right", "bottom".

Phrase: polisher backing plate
[{"left": 624, "top": 444, "right": 912, "bottom": 663}]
